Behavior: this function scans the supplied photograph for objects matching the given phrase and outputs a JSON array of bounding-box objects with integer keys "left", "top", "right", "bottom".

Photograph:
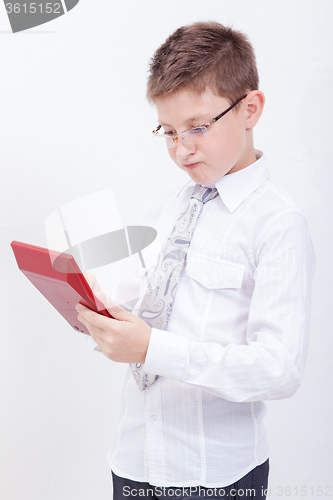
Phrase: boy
[{"left": 76, "top": 22, "right": 316, "bottom": 499}]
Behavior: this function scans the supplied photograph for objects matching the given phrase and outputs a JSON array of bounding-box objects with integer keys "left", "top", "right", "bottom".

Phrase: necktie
[{"left": 130, "top": 184, "right": 219, "bottom": 391}]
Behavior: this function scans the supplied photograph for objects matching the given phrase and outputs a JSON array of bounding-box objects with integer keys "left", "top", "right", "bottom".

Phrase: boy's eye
[
  {"left": 188, "top": 126, "right": 206, "bottom": 136},
  {"left": 163, "top": 130, "right": 177, "bottom": 137}
]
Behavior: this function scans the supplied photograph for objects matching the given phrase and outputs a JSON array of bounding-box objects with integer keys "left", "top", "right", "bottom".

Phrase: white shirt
[{"left": 107, "top": 153, "right": 316, "bottom": 487}]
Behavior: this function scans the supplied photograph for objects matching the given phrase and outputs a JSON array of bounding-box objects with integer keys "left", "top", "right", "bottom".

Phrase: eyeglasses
[{"left": 152, "top": 94, "right": 248, "bottom": 149}]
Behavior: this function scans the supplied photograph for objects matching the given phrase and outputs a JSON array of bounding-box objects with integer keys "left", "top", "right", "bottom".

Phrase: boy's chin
[{"left": 186, "top": 170, "right": 219, "bottom": 186}]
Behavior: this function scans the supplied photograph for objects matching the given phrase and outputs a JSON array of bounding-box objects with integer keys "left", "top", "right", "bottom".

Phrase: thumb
[{"left": 108, "top": 304, "right": 133, "bottom": 322}]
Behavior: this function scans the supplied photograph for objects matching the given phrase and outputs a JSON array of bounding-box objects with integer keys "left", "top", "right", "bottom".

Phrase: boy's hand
[{"left": 75, "top": 303, "right": 152, "bottom": 364}]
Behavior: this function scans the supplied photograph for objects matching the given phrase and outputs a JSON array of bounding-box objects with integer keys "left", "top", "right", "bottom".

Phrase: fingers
[
  {"left": 76, "top": 304, "right": 120, "bottom": 359},
  {"left": 76, "top": 307, "right": 110, "bottom": 347},
  {"left": 87, "top": 325, "right": 106, "bottom": 345},
  {"left": 75, "top": 303, "right": 151, "bottom": 363},
  {"left": 76, "top": 303, "right": 117, "bottom": 333}
]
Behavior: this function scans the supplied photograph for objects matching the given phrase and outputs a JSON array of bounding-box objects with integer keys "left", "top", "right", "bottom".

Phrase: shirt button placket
[{"left": 145, "top": 387, "right": 165, "bottom": 479}]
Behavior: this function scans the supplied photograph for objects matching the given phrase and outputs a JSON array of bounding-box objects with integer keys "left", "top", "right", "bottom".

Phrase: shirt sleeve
[{"left": 144, "top": 210, "right": 317, "bottom": 402}]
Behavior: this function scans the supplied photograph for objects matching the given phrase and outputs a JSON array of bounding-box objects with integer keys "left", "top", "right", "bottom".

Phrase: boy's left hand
[{"left": 75, "top": 303, "right": 152, "bottom": 364}]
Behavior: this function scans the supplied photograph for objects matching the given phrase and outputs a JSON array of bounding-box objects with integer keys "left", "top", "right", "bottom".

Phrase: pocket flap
[{"left": 186, "top": 254, "right": 245, "bottom": 289}]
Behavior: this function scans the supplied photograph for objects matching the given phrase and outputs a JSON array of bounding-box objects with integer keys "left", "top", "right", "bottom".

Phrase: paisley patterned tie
[{"left": 130, "top": 184, "right": 219, "bottom": 391}]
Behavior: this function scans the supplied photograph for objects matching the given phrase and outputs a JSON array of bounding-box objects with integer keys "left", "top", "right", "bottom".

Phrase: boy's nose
[{"left": 175, "top": 138, "right": 197, "bottom": 159}]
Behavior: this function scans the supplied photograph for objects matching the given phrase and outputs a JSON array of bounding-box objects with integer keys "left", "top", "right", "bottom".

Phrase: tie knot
[{"left": 191, "top": 185, "right": 219, "bottom": 204}]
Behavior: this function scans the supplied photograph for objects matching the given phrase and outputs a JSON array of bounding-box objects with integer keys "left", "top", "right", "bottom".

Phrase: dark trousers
[{"left": 111, "top": 459, "right": 269, "bottom": 500}]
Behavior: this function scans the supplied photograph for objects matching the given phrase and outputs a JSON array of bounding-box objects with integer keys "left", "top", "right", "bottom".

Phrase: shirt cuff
[{"left": 144, "top": 328, "right": 190, "bottom": 381}]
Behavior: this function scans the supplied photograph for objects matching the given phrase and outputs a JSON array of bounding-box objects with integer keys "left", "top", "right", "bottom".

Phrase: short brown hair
[{"left": 147, "top": 21, "right": 259, "bottom": 105}]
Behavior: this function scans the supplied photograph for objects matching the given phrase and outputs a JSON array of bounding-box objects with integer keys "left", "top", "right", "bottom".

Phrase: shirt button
[
  {"left": 206, "top": 278, "right": 214, "bottom": 286},
  {"left": 291, "top": 315, "right": 299, "bottom": 323},
  {"left": 149, "top": 413, "right": 157, "bottom": 421}
]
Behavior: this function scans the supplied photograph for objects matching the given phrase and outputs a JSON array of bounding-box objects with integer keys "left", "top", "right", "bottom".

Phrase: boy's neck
[{"left": 227, "top": 134, "right": 258, "bottom": 175}]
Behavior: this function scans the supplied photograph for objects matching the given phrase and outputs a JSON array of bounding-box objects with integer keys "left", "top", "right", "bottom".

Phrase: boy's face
[{"left": 155, "top": 88, "right": 257, "bottom": 186}]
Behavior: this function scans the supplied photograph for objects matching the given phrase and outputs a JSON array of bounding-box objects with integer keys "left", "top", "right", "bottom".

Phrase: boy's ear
[{"left": 244, "top": 90, "right": 265, "bottom": 129}]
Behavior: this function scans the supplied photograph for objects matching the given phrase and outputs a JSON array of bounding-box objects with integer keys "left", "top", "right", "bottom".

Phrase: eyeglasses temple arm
[{"left": 208, "top": 94, "right": 248, "bottom": 126}]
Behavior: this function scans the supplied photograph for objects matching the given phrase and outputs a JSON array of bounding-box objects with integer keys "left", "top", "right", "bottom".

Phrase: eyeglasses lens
[
  {"left": 184, "top": 127, "right": 208, "bottom": 144},
  {"left": 153, "top": 126, "right": 208, "bottom": 149}
]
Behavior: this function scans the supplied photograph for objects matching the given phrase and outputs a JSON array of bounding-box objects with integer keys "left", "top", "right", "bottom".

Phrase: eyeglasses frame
[{"left": 152, "top": 94, "right": 248, "bottom": 148}]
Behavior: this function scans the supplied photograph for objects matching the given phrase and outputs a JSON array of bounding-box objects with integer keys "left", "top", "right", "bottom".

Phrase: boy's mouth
[{"left": 183, "top": 161, "right": 201, "bottom": 169}]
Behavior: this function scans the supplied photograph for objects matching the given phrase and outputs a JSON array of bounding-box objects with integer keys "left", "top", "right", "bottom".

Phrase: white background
[{"left": 0, "top": 1, "right": 332, "bottom": 499}]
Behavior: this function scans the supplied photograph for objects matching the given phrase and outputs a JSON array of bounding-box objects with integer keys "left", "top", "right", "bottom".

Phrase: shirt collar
[
  {"left": 177, "top": 151, "right": 270, "bottom": 213},
  {"left": 215, "top": 151, "right": 270, "bottom": 212}
]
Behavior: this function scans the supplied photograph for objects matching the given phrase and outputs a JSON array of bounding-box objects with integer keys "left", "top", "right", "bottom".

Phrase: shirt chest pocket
[{"left": 186, "top": 254, "right": 245, "bottom": 289}]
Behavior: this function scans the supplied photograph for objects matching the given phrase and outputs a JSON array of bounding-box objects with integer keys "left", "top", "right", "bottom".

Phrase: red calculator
[{"left": 11, "top": 240, "right": 112, "bottom": 335}]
